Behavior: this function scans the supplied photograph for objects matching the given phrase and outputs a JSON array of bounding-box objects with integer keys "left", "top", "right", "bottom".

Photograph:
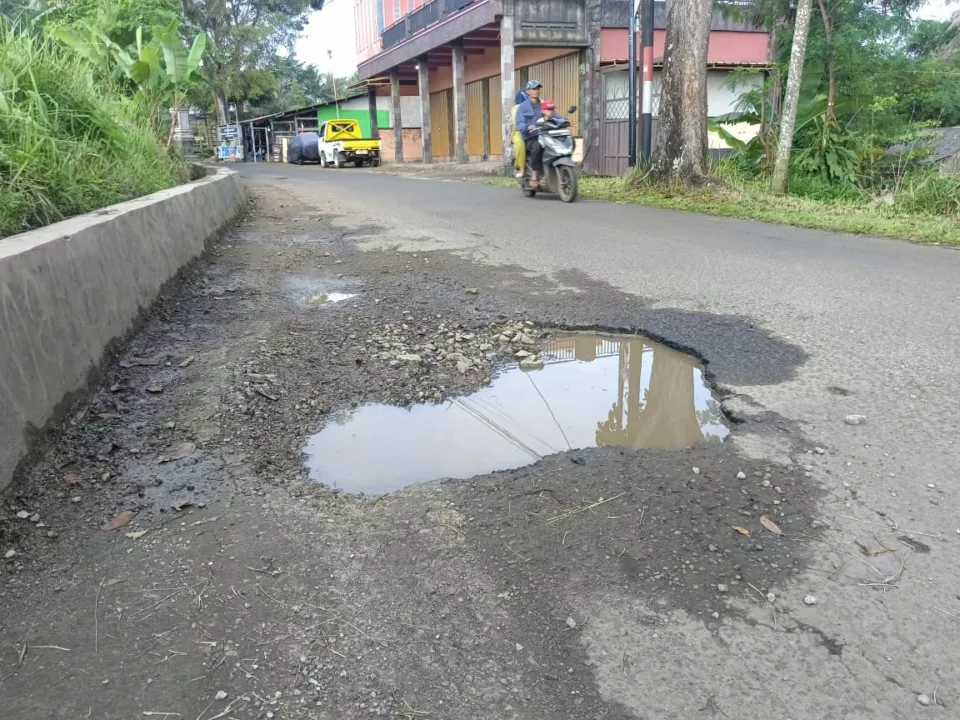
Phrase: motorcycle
[{"left": 518, "top": 105, "right": 579, "bottom": 203}]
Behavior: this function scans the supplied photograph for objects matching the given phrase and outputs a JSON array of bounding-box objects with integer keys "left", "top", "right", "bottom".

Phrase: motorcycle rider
[
  {"left": 516, "top": 98, "right": 562, "bottom": 188},
  {"left": 512, "top": 80, "right": 541, "bottom": 178}
]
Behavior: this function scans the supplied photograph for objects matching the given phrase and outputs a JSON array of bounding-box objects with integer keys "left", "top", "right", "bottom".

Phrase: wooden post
[
  {"left": 418, "top": 56, "right": 432, "bottom": 164},
  {"left": 481, "top": 77, "right": 491, "bottom": 158},
  {"left": 452, "top": 40, "right": 468, "bottom": 163},
  {"left": 500, "top": 1, "right": 516, "bottom": 168},
  {"left": 390, "top": 69, "right": 404, "bottom": 162},
  {"left": 368, "top": 86, "right": 380, "bottom": 139}
]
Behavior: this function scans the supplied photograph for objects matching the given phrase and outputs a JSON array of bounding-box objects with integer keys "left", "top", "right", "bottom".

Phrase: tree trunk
[
  {"left": 214, "top": 85, "right": 229, "bottom": 126},
  {"left": 817, "top": 0, "right": 836, "bottom": 123},
  {"left": 648, "top": 0, "right": 713, "bottom": 184},
  {"left": 771, "top": 0, "right": 815, "bottom": 195}
]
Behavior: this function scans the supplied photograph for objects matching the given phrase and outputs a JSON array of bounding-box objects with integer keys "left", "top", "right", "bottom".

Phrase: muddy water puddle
[{"left": 305, "top": 332, "right": 728, "bottom": 494}]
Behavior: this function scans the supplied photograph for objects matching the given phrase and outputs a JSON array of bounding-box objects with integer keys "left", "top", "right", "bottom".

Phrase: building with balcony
[{"left": 352, "top": 0, "right": 770, "bottom": 174}]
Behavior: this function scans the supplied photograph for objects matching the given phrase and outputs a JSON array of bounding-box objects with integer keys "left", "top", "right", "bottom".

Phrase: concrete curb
[{"left": 0, "top": 166, "right": 246, "bottom": 491}]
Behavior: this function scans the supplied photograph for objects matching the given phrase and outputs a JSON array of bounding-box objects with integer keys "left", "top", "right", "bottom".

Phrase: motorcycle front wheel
[{"left": 557, "top": 166, "right": 578, "bottom": 203}]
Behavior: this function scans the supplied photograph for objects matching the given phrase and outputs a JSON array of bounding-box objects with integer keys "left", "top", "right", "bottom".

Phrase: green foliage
[
  {"left": 792, "top": 114, "right": 864, "bottom": 186},
  {"left": 893, "top": 171, "right": 960, "bottom": 216},
  {"left": 0, "top": 21, "right": 181, "bottom": 236},
  {"left": 178, "top": 0, "right": 325, "bottom": 118},
  {"left": 49, "top": 10, "right": 208, "bottom": 145}
]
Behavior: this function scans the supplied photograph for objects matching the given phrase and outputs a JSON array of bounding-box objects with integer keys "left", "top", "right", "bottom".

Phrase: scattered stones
[
  {"left": 736, "top": 471, "right": 747, "bottom": 480},
  {"left": 708, "top": 544, "right": 718, "bottom": 553},
  {"left": 803, "top": 595, "right": 818, "bottom": 606},
  {"left": 465, "top": 288, "right": 479, "bottom": 295},
  {"left": 917, "top": 694, "right": 931, "bottom": 706},
  {"left": 215, "top": 691, "right": 228, "bottom": 701},
  {"left": 814, "top": 446, "right": 825, "bottom": 454},
  {"left": 692, "top": 466, "right": 700, "bottom": 475},
  {"left": 844, "top": 414, "right": 867, "bottom": 426},
  {"left": 717, "top": 584, "right": 729, "bottom": 593},
  {"left": 397, "top": 354, "right": 422, "bottom": 364},
  {"left": 4, "top": 549, "right": 17, "bottom": 559},
  {"left": 16, "top": 510, "right": 29, "bottom": 520},
  {"left": 565, "top": 616, "right": 577, "bottom": 629},
  {"left": 519, "top": 357, "right": 544, "bottom": 371}
]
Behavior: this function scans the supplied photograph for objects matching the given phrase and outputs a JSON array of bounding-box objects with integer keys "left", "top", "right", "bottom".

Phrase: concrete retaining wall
[{"left": 0, "top": 166, "right": 246, "bottom": 491}]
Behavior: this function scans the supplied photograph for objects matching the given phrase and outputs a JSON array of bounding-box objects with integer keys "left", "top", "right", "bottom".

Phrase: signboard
[
  {"left": 217, "top": 124, "right": 243, "bottom": 162},
  {"left": 217, "top": 124, "right": 241, "bottom": 142}
]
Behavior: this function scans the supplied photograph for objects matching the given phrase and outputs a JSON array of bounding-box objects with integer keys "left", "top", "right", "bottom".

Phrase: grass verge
[
  {"left": 0, "top": 25, "right": 183, "bottom": 238},
  {"left": 483, "top": 174, "right": 960, "bottom": 246}
]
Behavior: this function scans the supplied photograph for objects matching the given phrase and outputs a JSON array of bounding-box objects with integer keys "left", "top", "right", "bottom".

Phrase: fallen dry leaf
[
  {"left": 760, "top": 515, "right": 784, "bottom": 535},
  {"left": 124, "top": 530, "right": 148, "bottom": 540},
  {"left": 171, "top": 499, "right": 194, "bottom": 511},
  {"left": 96, "top": 441, "right": 116, "bottom": 459},
  {"left": 158, "top": 442, "right": 196, "bottom": 464},
  {"left": 63, "top": 473, "right": 81, "bottom": 485},
  {"left": 146, "top": 386, "right": 164, "bottom": 394},
  {"left": 255, "top": 386, "right": 279, "bottom": 401},
  {"left": 731, "top": 525, "right": 751, "bottom": 537},
  {"left": 856, "top": 541, "right": 891, "bottom": 557},
  {"left": 100, "top": 510, "right": 135, "bottom": 531}
]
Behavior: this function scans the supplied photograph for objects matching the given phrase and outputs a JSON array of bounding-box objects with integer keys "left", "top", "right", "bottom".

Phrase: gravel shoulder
[{"left": 1, "top": 174, "right": 957, "bottom": 719}]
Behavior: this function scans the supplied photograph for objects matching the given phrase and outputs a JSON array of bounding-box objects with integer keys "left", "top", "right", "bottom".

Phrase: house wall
[
  {"left": 603, "top": 67, "right": 764, "bottom": 149},
  {"left": 427, "top": 45, "right": 575, "bottom": 93},
  {"left": 380, "top": 128, "right": 424, "bottom": 160},
  {"left": 599, "top": 28, "right": 770, "bottom": 65},
  {"left": 355, "top": 0, "right": 384, "bottom": 63}
]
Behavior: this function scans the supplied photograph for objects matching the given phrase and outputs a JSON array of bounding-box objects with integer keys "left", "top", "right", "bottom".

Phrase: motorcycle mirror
[{"left": 568, "top": 105, "right": 577, "bottom": 114}]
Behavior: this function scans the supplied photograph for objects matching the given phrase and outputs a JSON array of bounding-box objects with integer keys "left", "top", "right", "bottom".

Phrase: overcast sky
[{"left": 294, "top": 0, "right": 958, "bottom": 77}]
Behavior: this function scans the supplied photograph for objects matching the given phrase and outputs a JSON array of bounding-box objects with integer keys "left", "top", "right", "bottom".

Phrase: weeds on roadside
[{"left": 0, "top": 24, "right": 182, "bottom": 237}]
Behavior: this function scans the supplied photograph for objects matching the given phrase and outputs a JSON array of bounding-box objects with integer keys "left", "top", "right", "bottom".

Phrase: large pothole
[{"left": 305, "top": 331, "right": 728, "bottom": 493}]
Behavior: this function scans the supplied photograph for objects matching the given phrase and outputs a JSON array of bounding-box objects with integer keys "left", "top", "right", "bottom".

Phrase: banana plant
[{"left": 52, "top": 17, "right": 207, "bottom": 147}]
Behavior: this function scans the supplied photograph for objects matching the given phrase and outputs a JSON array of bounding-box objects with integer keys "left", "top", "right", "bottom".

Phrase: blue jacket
[
  {"left": 514, "top": 90, "right": 528, "bottom": 105},
  {"left": 515, "top": 98, "right": 542, "bottom": 140}
]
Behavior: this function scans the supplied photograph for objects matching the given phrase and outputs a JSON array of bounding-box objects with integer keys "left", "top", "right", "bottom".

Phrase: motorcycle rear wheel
[{"left": 557, "top": 166, "right": 578, "bottom": 203}]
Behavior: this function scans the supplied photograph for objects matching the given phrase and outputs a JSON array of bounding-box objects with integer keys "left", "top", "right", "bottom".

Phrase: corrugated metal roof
[{"left": 240, "top": 92, "right": 367, "bottom": 126}]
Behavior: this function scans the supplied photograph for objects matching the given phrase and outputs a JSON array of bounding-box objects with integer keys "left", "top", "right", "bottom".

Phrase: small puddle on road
[{"left": 305, "top": 332, "right": 728, "bottom": 494}]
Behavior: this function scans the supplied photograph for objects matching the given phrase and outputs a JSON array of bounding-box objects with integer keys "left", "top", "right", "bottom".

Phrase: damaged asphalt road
[{"left": 2, "top": 167, "right": 959, "bottom": 719}]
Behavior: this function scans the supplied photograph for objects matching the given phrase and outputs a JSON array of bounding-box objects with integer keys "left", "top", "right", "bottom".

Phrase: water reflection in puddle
[
  {"left": 306, "top": 292, "right": 357, "bottom": 306},
  {"left": 305, "top": 332, "right": 728, "bottom": 494}
]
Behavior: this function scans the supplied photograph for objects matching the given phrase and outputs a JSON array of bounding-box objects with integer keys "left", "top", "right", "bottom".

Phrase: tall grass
[{"left": 0, "top": 24, "right": 183, "bottom": 237}]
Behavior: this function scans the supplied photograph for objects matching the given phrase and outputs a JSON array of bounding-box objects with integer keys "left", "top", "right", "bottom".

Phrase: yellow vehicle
[{"left": 317, "top": 119, "right": 381, "bottom": 168}]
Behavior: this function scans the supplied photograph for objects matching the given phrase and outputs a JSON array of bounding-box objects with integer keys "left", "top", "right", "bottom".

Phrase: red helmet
[{"left": 541, "top": 100, "right": 556, "bottom": 110}]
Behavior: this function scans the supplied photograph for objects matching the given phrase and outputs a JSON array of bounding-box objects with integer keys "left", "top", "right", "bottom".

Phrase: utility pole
[
  {"left": 627, "top": 0, "right": 638, "bottom": 167},
  {"left": 639, "top": 0, "right": 654, "bottom": 162}
]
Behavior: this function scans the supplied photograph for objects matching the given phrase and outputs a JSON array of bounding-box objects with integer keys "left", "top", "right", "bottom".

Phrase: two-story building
[{"left": 352, "top": 0, "right": 770, "bottom": 174}]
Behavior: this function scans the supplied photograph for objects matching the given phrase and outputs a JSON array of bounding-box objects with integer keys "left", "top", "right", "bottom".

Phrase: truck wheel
[
  {"left": 319, "top": 152, "right": 327, "bottom": 167},
  {"left": 372, "top": 157, "right": 381, "bottom": 167},
  {"left": 333, "top": 152, "right": 345, "bottom": 169}
]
